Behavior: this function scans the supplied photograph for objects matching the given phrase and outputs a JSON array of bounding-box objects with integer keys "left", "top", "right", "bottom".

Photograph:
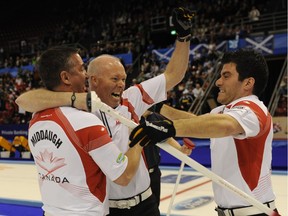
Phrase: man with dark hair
[{"left": 151, "top": 48, "right": 280, "bottom": 216}]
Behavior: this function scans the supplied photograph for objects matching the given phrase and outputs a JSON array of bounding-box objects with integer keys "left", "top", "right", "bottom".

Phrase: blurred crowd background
[{"left": 0, "top": 0, "right": 287, "bottom": 125}]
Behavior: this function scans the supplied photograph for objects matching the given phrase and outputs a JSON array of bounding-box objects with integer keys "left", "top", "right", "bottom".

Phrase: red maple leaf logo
[{"left": 35, "top": 149, "right": 66, "bottom": 174}]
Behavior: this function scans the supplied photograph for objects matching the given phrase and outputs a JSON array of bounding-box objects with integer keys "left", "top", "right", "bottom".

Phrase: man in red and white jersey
[
  {"left": 158, "top": 48, "right": 280, "bottom": 216},
  {"left": 27, "top": 46, "right": 172, "bottom": 216}
]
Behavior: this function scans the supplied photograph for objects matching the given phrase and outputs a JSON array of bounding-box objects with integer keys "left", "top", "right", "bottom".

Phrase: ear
[
  {"left": 243, "top": 77, "right": 255, "bottom": 91},
  {"left": 90, "top": 75, "right": 98, "bottom": 86},
  {"left": 60, "top": 71, "right": 71, "bottom": 85}
]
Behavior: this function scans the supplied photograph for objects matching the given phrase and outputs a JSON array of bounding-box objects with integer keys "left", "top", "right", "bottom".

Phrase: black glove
[
  {"left": 172, "top": 7, "right": 196, "bottom": 39},
  {"left": 148, "top": 102, "right": 164, "bottom": 113},
  {"left": 146, "top": 112, "right": 166, "bottom": 121},
  {"left": 129, "top": 114, "right": 176, "bottom": 148}
]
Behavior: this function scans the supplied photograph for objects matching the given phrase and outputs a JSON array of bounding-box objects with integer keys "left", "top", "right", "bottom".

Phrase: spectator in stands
[
  {"left": 165, "top": 90, "right": 179, "bottom": 108},
  {"left": 192, "top": 82, "right": 204, "bottom": 98},
  {"left": 275, "top": 75, "right": 288, "bottom": 116},
  {"left": 179, "top": 89, "right": 194, "bottom": 111},
  {"left": 275, "top": 94, "right": 287, "bottom": 116},
  {"left": 248, "top": 6, "right": 260, "bottom": 22}
]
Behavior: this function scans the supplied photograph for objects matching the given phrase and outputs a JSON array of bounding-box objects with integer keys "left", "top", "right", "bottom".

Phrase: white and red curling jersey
[
  {"left": 210, "top": 95, "right": 275, "bottom": 208},
  {"left": 93, "top": 74, "right": 167, "bottom": 199},
  {"left": 28, "top": 107, "right": 128, "bottom": 216}
]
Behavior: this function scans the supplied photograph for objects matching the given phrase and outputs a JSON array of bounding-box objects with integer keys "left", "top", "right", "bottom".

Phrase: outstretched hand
[
  {"left": 129, "top": 114, "right": 176, "bottom": 148},
  {"left": 181, "top": 138, "right": 196, "bottom": 156},
  {"left": 172, "top": 7, "right": 196, "bottom": 39}
]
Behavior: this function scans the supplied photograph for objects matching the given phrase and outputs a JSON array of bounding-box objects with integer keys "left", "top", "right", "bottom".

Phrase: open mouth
[{"left": 111, "top": 93, "right": 120, "bottom": 98}]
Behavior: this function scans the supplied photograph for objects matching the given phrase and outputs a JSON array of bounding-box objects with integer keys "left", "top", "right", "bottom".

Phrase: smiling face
[
  {"left": 215, "top": 63, "right": 253, "bottom": 105},
  {"left": 88, "top": 55, "right": 127, "bottom": 108}
]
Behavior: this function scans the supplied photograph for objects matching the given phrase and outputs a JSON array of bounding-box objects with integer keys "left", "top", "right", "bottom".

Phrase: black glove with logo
[
  {"left": 172, "top": 7, "right": 196, "bottom": 40},
  {"left": 129, "top": 114, "right": 176, "bottom": 148}
]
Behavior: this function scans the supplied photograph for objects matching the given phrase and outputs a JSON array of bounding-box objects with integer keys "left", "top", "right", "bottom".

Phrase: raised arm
[
  {"left": 164, "top": 41, "right": 190, "bottom": 91},
  {"left": 15, "top": 88, "right": 88, "bottom": 112},
  {"left": 164, "top": 7, "right": 195, "bottom": 91}
]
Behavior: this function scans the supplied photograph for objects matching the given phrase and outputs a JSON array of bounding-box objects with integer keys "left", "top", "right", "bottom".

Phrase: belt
[
  {"left": 109, "top": 187, "right": 152, "bottom": 209},
  {"left": 215, "top": 200, "right": 276, "bottom": 216}
]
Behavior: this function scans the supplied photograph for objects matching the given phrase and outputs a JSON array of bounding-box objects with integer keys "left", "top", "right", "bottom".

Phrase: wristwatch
[
  {"left": 71, "top": 92, "right": 76, "bottom": 107},
  {"left": 177, "top": 34, "right": 191, "bottom": 42}
]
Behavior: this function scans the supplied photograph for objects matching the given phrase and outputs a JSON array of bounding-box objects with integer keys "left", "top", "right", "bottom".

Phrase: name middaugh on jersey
[{"left": 30, "top": 130, "right": 63, "bottom": 148}]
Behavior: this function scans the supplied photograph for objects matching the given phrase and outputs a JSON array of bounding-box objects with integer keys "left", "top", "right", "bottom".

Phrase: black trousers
[
  {"left": 107, "top": 194, "right": 160, "bottom": 216},
  {"left": 149, "top": 166, "right": 162, "bottom": 207}
]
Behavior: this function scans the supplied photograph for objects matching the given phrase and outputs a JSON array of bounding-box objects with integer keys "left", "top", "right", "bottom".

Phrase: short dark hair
[
  {"left": 220, "top": 48, "right": 269, "bottom": 97},
  {"left": 36, "top": 46, "right": 80, "bottom": 90}
]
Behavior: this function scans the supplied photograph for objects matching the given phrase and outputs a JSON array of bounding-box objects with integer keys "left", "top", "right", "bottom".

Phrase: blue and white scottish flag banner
[
  {"left": 151, "top": 33, "right": 287, "bottom": 63},
  {"left": 227, "top": 33, "right": 286, "bottom": 55},
  {"left": 152, "top": 41, "right": 226, "bottom": 63}
]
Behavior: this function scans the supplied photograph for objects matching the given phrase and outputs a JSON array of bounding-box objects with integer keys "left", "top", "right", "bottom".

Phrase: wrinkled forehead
[
  {"left": 106, "top": 64, "right": 127, "bottom": 78},
  {"left": 88, "top": 56, "right": 126, "bottom": 78}
]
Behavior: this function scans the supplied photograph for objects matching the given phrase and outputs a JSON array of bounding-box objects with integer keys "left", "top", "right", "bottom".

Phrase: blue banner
[
  {"left": 152, "top": 33, "right": 287, "bottom": 62},
  {"left": 0, "top": 124, "right": 28, "bottom": 141},
  {"left": 114, "top": 53, "right": 133, "bottom": 65},
  {"left": 227, "top": 33, "right": 287, "bottom": 55},
  {"left": 273, "top": 33, "right": 287, "bottom": 55},
  {"left": 152, "top": 41, "right": 227, "bottom": 63}
]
